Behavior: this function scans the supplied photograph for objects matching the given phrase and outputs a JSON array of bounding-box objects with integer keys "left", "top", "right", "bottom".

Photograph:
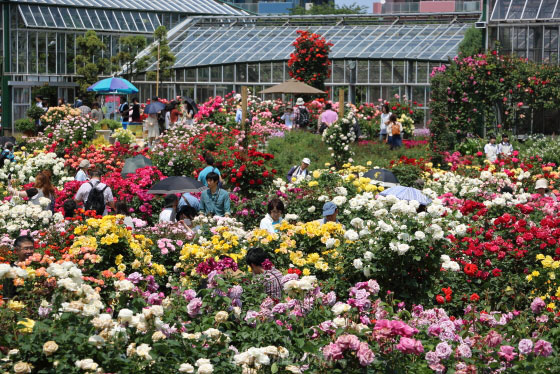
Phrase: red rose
[
  {"left": 436, "top": 295, "right": 445, "bottom": 304},
  {"left": 470, "top": 293, "right": 480, "bottom": 302},
  {"left": 249, "top": 179, "right": 255, "bottom": 185},
  {"left": 464, "top": 263, "right": 478, "bottom": 276},
  {"left": 492, "top": 268, "right": 502, "bottom": 277}
]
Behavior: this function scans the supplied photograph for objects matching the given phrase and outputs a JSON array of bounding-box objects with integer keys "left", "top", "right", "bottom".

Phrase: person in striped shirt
[{"left": 246, "top": 247, "right": 285, "bottom": 301}]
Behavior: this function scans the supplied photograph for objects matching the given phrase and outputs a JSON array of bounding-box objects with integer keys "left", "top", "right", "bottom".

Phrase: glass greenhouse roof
[
  {"left": 490, "top": 0, "right": 560, "bottom": 21},
  {"left": 14, "top": 0, "right": 246, "bottom": 15},
  {"left": 163, "top": 23, "right": 470, "bottom": 68}
]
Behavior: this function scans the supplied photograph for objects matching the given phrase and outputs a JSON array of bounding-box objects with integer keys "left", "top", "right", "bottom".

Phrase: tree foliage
[
  {"left": 75, "top": 30, "right": 110, "bottom": 95},
  {"left": 288, "top": 30, "right": 333, "bottom": 91},
  {"left": 146, "top": 26, "right": 176, "bottom": 88},
  {"left": 458, "top": 26, "right": 483, "bottom": 57},
  {"left": 111, "top": 36, "right": 149, "bottom": 81},
  {"left": 290, "top": 1, "right": 366, "bottom": 15}
]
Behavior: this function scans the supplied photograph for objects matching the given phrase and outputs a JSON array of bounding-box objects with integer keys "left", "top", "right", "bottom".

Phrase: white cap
[
  {"left": 535, "top": 178, "right": 548, "bottom": 190},
  {"left": 296, "top": 98, "right": 305, "bottom": 106},
  {"left": 302, "top": 158, "right": 311, "bottom": 165}
]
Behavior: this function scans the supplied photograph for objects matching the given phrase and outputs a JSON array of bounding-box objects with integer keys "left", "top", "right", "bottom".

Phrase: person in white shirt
[
  {"left": 116, "top": 201, "right": 134, "bottom": 228},
  {"left": 159, "top": 194, "right": 178, "bottom": 223},
  {"left": 75, "top": 159, "right": 90, "bottom": 182},
  {"left": 380, "top": 104, "right": 391, "bottom": 142},
  {"left": 498, "top": 134, "right": 513, "bottom": 158},
  {"left": 484, "top": 135, "right": 498, "bottom": 163},
  {"left": 286, "top": 158, "right": 310, "bottom": 183},
  {"left": 281, "top": 107, "right": 294, "bottom": 130},
  {"left": 259, "top": 198, "right": 285, "bottom": 234},
  {"left": 74, "top": 169, "right": 115, "bottom": 215}
]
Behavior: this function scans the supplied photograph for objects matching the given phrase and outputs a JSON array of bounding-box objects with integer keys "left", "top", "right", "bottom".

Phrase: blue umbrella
[
  {"left": 144, "top": 101, "right": 165, "bottom": 114},
  {"left": 379, "top": 186, "right": 432, "bottom": 205},
  {"left": 87, "top": 77, "right": 138, "bottom": 94}
]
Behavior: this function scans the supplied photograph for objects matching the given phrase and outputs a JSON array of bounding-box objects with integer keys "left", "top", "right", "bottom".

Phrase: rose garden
[{"left": 2, "top": 33, "right": 560, "bottom": 374}]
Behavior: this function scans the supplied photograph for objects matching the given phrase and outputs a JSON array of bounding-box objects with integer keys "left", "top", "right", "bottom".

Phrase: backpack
[
  {"left": 392, "top": 123, "right": 401, "bottom": 136},
  {"left": 84, "top": 182, "right": 108, "bottom": 215},
  {"left": 296, "top": 107, "right": 310, "bottom": 128}
]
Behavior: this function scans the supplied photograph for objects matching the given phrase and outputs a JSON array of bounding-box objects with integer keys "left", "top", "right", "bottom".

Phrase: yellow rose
[
  {"left": 302, "top": 268, "right": 311, "bottom": 276},
  {"left": 7, "top": 300, "right": 25, "bottom": 312},
  {"left": 313, "top": 170, "right": 321, "bottom": 179},
  {"left": 17, "top": 319, "right": 35, "bottom": 333},
  {"left": 13, "top": 362, "right": 33, "bottom": 373},
  {"left": 214, "top": 311, "right": 229, "bottom": 324},
  {"left": 378, "top": 186, "right": 385, "bottom": 192},
  {"left": 43, "top": 341, "right": 59, "bottom": 356},
  {"left": 366, "top": 161, "right": 372, "bottom": 166}
]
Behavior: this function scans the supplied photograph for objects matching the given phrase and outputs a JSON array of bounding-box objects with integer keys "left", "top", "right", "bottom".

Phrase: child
[
  {"left": 498, "top": 134, "right": 513, "bottom": 158},
  {"left": 281, "top": 107, "right": 294, "bottom": 130},
  {"left": 484, "top": 135, "right": 498, "bottom": 162}
]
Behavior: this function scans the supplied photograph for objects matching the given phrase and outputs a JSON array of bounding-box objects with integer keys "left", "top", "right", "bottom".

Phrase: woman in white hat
[
  {"left": 286, "top": 158, "right": 310, "bottom": 183},
  {"left": 535, "top": 178, "right": 555, "bottom": 199},
  {"left": 75, "top": 159, "right": 90, "bottom": 182},
  {"left": 294, "top": 97, "right": 310, "bottom": 129}
]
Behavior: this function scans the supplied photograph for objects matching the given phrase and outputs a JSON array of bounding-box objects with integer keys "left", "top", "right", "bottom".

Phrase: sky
[{"left": 334, "top": 0, "right": 379, "bottom": 12}]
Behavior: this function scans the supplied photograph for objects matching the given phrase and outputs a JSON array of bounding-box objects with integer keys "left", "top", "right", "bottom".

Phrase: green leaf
[{"left": 271, "top": 363, "right": 278, "bottom": 373}]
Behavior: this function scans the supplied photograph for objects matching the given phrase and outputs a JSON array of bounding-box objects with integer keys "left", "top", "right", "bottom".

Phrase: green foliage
[
  {"left": 75, "top": 31, "right": 110, "bottom": 96},
  {"left": 97, "top": 119, "right": 122, "bottom": 131},
  {"left": 111, "top": 35, "right": 149, "bottom": 81},
  {"left": 14, "top": 118, "right": 36, "bottom": 133},
  {"left": 146, "top": 26, "right": 176, "bottom": 86},
  {"left": 390, "top": 163, "right": 423, "bottom": 187},
  {"left": 458, "top": 26, "right": 483, "bottom": 57},
  {"left": 290, "top": 1, "right": 366, "bottom": 15},
  {"left": 26, "top": 105, "right": 45, "bottom": 122}
]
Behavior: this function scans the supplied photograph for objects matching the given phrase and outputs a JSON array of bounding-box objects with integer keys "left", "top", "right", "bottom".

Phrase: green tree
[
  {"left": 290, "top": 1, "right": 366, "bottom": 15},
  {"left": 75, "top": 30, "right": 110, "bottom": 95},
  {"left": 111, "top": 36, "right": 150, "bottom": 81},
  {"left": 458, "top": 26, "right": 483, "bottom": 57},
  {"left": 146, "top": 26, "right": 176, "bottom": 90}
]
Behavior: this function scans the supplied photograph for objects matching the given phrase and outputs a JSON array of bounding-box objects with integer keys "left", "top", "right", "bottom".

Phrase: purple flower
[
  {"left": 425, "top": 351, "right": 440, "bottom": 366},
  {"left": 484, "top": 330, "right": 503, "bottom": 347},
  {"left": 498, "top": 345, "right": 517, "bottom": 362},
  {"left": 336, "top": 334, "right": 361, "bottom": 351},
  {"left": 357, "top": 342, "right": 375, "bottom": 366},
  {"left": 323, "top": 291, "right": 336, "bottom": 306},
  {"left": 182, "top": 289, "right": 196, "bottom": 302},
  {"left": 530, "top": 297, "right": 546, "bottom": 314},
  {"left": 534, "top": 340, "right": 553, "bottom": 357},
  {"left": 272, "top": 303, "right": 289, "bottom": 314},
  {"left": 228, "top": 285, "right": 243, "bottom": 299},
  {"left": 518, "top": 339, "right": 533, "bottom": 355},
  {"left": 323, "top": 342, "right": 344, "bottom": 361},
  {"left": 187, "top": 298, "right": 202, "bottom": 318},
  {"left": 456, "top": 343, "right": 472, "bottom": 358},
  {"left": 127, "top": 272, "right": 143, "bottom": 284},
  {"left": 396, "top": 337, "right": 424, "bottom": 355},
  {"left": 435, "top": 342, "right": 452, "bottom": 360}
]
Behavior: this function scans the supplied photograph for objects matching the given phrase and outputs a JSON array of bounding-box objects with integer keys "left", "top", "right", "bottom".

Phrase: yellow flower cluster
[
  {"left": 344, "top": 174, "right": 385, "bottom": 193},
  {"left": 527, "top": 254, "right": 560, "bottom": 310}
]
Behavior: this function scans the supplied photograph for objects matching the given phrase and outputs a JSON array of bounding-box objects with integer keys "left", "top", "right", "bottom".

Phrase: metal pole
[
  {"left": 156, "top": 44, "right": 160, "bottom": 98},
  {"left": 2, "top": 2, "right": 11, "bottom": 135}
]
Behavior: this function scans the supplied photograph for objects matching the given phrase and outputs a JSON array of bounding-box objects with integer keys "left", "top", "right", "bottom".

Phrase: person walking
[
  {"left": 90, "top": 103, "right": 103, "bottom": 122},
  {"left": 131, "top": 98, "right": 141, "bottom": 123},
  {"left": 318, "top": 102, "right": 339, "bottom": 134},
  {"left": 281, "top": 107, "right": 294, "bottom": 130},
  {"left": 74, "top": 168, "right": 115, "bottom": 216},
  {"left": 159, "top": 194, "right": 178, "bottom": 223},
  {"left": 259, "top": 198, "right": 285, "bottom": 234},
  {"left": 387, "top": 114, "right": 403, "bottom": 150},
  {"left": 380, "top": 104, "right": 391, "bottom": 143},
  {"left": 145, "top": 113, "right": 159, "bottom": 148},
  {"left": 197, "top": 154, "right": 222, "bottom": 187},
  {"left": 119, "top": 96, "right": 129, "bottom": 123},
  {"left": 484, "top": 135, "right": 498, "bottom": 163},
  {"left": 294, "top": 98, "right": 310, "bottom": 130},
  {"left": 286, "top": 158, "right": 310, "bottom": 183},
  {"left": 199, "top": 172, "right": 230, "bottom": 217},
  {"left": 75, "top": 159, "right": 90, "bottom": 182}
]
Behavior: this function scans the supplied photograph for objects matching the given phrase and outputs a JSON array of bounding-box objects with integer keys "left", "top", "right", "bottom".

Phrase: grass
[{"left": 267, "top": 130, "right": 432, "bottom": 176}]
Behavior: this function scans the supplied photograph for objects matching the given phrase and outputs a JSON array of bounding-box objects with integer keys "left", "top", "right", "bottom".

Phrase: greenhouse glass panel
[
  {"left": 29, "top": 31, "right": 38, "bottom": 74},
  {"left": 59, "top": 7, "right": 75, "bottom": 28},
  {"left": 49, "top": 7, "right": 65, "bottom": 27},
  {"left": 99, "top": 10, "right": 111, "bottom": 30},
  {"left": 67, "top": 33, "right": 75, "bottom": 74},
  {"left": 236, "top": 64, "right": 247, "bottom": 83},
  {"left": 522, "top": 0, "right": 542, "bottom": 19},
  {"left": 381, "top": 61, "right": 392, "bottom": 83},
  {"left": 47, "top": 32, "right": 56, "bottom": 74},
  {"left": 113, "top": 11, "right": 127, "bottom": 31},
  {"left": 272, "top": 62, "right": 284, "bottom": 82},
  {"left": 491, "top": 0, "right": 511, "bottom": 20},
  {"left": 17, "top": 31, "right": 27, "bottom": 73},
  {"left": 393, "top": 61, "right": 405, "bottom": 83},
  {"left": 332, "top": 60, "right": 344, "bottom": 83},
  {"left": 369, "top": 60, "right": 380, "bottom": 83},
  {"left": 357, "top": 61, "right": 368, "bottom": 83},
  {"left": 248, "top": 64, "right": 258, "bottom": 82},
  {"left": 506, "top": 0, "right": 526, "bottom": 20},
  {"left": 121, "top": 11, "right": 137, "bottom": 31},
  {"left": 19, "top": 5, "right": 36, "bottom": 26},
  {"left": 538, "top": 0, "right": 558, "bottom": 18},
  {"left": 417, "top": 62, "right": 429, "bottom": 83},
  {"left": 198, "top": 67, "right": 209, "bottom": 82},
  {"left": 544, "top": 27, "right": 558, "bottom": 63},
  {"left": 408, "top": 61, "right": 416, "bottom": 84},
  {"left": 185, "top": 68, "right": 196, "bottom": 82},
  {"left": 224, "top": 65, "right": 234, "bottom": 82},
  {"left": 78, "top": 8, "right": 93, "bottom": 29},
  {"left": 69, "top": 8, "right": 84, "bottom": 29},
  {"left": 38, "top": 32, "right": 46, "bottom": 74},
  {"left": 132, "top": 11, "right": 146, "bottom": 32},
  {"left": 41, "top": 7, "right": 56, "bottom": 27},
  {"left": 412, "top": 86, "right": 425, "bottom": 107},
  {"left": 260, "top": 63, "right": 271, "bottom": 83},
  {"left": 89, "top": 10, "right": 102, "bottom": 30},
  {"left": 211, "top": 66, "right": 222, "bottom": 82}
]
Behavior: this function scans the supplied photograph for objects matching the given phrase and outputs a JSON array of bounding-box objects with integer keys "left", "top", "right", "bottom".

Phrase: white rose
[
  {"left": 43, "top": 341, "right": 59, "bottom": 356},
  {"left": 414, "top": 231, "right": 426, "bottom": 240},
  {"left": 195, "top": 358, "right": 211, "bottom": 367},
  {"left": 118, "top": 308, "right": 133, "bottom": 323},
  {"left": 115, "top": 280, "right": 134, "bottom": 292},
  {"left": 307, "top": 206, "right": 316, "bottom": 213},
  {"left": 363, "top": 251, "right": 373, "bottom": 261},
  {"left": 13, "top": 362, "right": 33, "bottom": 373},
  {"left": 179, "top": 363, "right": 195, "bottom": 373},
  {"left": 152, "top": 331, "right": 166, "bottom": 341},
  {"left": 353, "top": 259, "right": 363, "bottom": 270},
  {"left": 197, "top": 363, "right": 214, "bottom": 374},
  {"left": 331, "top": 302, "right": 351, "bottom": 315},
  {"left": 136, "top": 343, "right": 152, "bottom": 360},
  {"left": 88, "top": 335, "right": 105, "bottom": 348},
  {"left": 214, "top": 311, "right": 229, "bottom": 324}
]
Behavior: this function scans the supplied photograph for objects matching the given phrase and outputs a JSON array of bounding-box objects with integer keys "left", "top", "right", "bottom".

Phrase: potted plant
[
  {"left": 15, "top": 118, "right": 36, "bottom": 137},
  {"left": 26, "top": 104, "right": 44, "bottom": 123},
  {"left": 97, "top": 119, "right": 122, "bottom": 131}
]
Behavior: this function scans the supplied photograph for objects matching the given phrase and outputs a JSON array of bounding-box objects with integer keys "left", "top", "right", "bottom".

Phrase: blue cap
[{"left": 322, "top": 201, "right": 337, "bottom": 216}]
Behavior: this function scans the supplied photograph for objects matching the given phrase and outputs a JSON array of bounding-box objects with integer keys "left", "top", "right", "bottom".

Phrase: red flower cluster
[{"left": 288, "top": 30, "right": 333, "bottom": 89}]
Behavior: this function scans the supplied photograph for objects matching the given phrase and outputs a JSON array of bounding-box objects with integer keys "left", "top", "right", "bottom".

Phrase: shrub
[
  {"left": 98, "top": 119, "right": 122, "bottom": 131},
  {"left": 14, "top": 118, "right": 36, "bottom": 133}
]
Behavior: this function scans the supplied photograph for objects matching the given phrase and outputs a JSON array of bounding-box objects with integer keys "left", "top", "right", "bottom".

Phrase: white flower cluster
[
  {"left": 0, "top": 201, "right": 63, "bottom": 235},
  {"left": 283, "top": 275, "right": 317, "bottom": 294},
  {"left": 75, "top": 358, "right": 102, "bottom": 372},
  {"left": 118, "top": 305, "right": 164, "bottom": 333},
  {"left": 0, "top": 152, "right": 70, "bottom": 187},
  {"left": 441, "top": 255, "right": 460, "bottom": 272},
  {"left": 233, "top": 346, "right": 288, "bottom": 371},
  {"left": 0, "top": 263, "right": 28, "bottom": 280}
]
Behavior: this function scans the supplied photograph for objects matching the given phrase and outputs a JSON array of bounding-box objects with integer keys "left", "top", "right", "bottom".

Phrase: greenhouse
[
  {"left": 0, "top": 0, "right": 246, "bottom": 133},
  {"left": 488, "top": 0, "right": 560, "bottom": 63},
  {"left": 135, "top": 13, "right": 479, "bottom": 123}
]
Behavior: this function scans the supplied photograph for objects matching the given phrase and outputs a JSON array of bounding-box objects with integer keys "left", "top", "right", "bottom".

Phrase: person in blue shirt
[
  {"left": 235, "top": 105, "right": 242, "bottom": 124},
  {"left": 199, "top": 172, "right": 230, "bottom": 217},
  {"left": 197, "top": 154, "right": 222, "bottom": 187},
  {"left": 178, "top": 192, "right": 200, "bottom": 212},
  {"left": 0, "top": 142, "right": 15, "bottom": 164}
]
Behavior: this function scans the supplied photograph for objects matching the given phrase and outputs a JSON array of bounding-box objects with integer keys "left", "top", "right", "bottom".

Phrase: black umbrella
[
  {"left": 184, "top": 97, "right": 199, "bottom": 115},
  {"left": 121, "top": 155, "right": 152, "bottom": 177},
  {"left": 147, "top": 176, "right": 207, "bottom": 194},
  {"left": 144, "top": 101, "right": 165, "bottom": 114},
  {"left": 363, "top": 168, "right": 399, "bottom": 186}
]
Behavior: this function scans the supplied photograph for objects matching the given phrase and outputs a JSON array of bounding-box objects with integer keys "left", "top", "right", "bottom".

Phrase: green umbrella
[{"left": 121, "top": 155, "right": 152, "bottom": 177}]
